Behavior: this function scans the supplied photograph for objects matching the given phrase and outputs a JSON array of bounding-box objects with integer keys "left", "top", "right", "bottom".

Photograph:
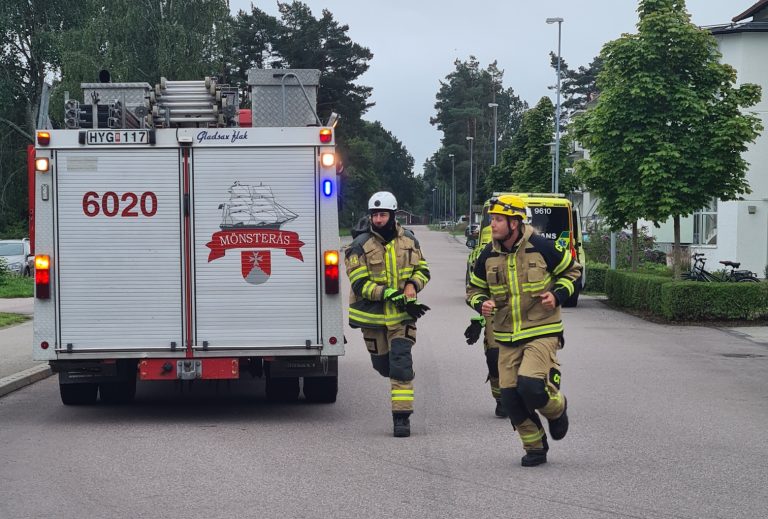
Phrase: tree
[
  {"left": 271, "top": 1, "right": 373, "bottom": 127},
  {"left": 549, "top": 53, "right": 603, "bottom": 128},
  {"left": 429, "top": 57, "right": 527, "bottom": 215},
  {"left": 0, "top": 0, "right": 90, "bottom": 234},
  {"left": 338, "top": 120, "right": 422, "bottom": 225},
  {"left": 485, "top": 97, "right": 577, "bottom": 195},
  {"left": 574, "top": 0, "right": 762, "bottom": 277}
]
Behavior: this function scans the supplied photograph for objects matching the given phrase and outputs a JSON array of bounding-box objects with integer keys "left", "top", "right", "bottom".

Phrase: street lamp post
[
  {"left": 448, "top": 153, "right": 455, "bottom": 223},
  {"left": 546, "top": 16, "right": 563, "bottom": 193},
  {"left": 466, "top": 136, "right": 474, "bottom": 224},
  {"left": 432, "top": 187, "right": 437, "bottom": 223},
  {"left": 488, "top": 102, "right": 499, "bottom": 166}
]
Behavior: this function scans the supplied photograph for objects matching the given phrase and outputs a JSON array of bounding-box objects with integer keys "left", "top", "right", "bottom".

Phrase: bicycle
[
  {"left": 719, "top": 259, "right": 760, "bottom": 282},
  {"left": 685, "top": 253, "right": 760, "bottom": 282}
]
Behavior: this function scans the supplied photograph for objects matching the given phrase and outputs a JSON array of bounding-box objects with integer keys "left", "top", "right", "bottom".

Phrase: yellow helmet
[{"left": 487, "top": 195, "right": 526, "bottom": 219}]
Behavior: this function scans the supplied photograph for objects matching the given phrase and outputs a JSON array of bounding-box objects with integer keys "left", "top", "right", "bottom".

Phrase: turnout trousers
[
  {"left": 362, "top": 323, "right": 417, "bottom": 413},
  {"left": 499, "top": 336, "right": 566, "bottom": 451}
]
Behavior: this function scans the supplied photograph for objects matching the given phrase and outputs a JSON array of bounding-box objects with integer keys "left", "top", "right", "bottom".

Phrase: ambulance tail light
[
  {"left": 324, "top": 250, "right": 339, "bottom": 294},
  {"left": 35, "top": 255, "right": 51, "bottom": 299},
  {"left": 37, "top": 131, "right": 51, "bottom": 145}
]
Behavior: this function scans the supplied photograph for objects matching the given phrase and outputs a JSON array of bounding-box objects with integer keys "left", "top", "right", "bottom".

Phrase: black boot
[
  {"left": 494, "top": 399, "right": 508, "bottom": 418},
  {"left": 393, "top": 412, "right": 411, "bottom": 438},
  {"left": 548, "top": 397, "right": 569, "bottom": 440},
  {"left": 521, "top": 449, "right": 547, "bottom": 467}
]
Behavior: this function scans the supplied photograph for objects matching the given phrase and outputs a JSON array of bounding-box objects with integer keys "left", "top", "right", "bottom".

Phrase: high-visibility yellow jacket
[
  {"left": 466, "top": 225, "right": 581, "bottom": 346},
  {"left": 344, "top": 223, "right": 430, "bottom": 329}
]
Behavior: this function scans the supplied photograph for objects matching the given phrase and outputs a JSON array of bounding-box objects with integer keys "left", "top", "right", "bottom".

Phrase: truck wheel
[
  {"left": 59, "top": 382, "right": 98, "bottom": 405},
  {"left": 303, "top": 376, "right": 338, "bottom": 403},
  {"left": 99, "top": 378, "right": 137, "bottom": 404},
  {"left": 266, "top": 376, "right": 300, "bottom": 402},
  {"left": 562, "top": 282, "right": 581, "bottom": 308}
]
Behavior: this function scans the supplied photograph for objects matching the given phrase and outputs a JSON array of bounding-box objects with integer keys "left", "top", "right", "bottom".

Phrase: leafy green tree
[
  {"left": 0, "top": 0, "right": 90, "bottom": 234},
  {"left": 574, "top": 0, "right": 762, "bottom": 277},
  {"left": 485, "top": 97, "right": 576, "bottom": 195}
]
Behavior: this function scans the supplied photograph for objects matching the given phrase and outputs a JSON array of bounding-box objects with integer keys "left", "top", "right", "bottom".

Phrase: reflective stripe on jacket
[
  {"left": 466, "top": 225, "right": 581, "bottom": 346},
  {"left": 345, "top": 223, "right": 430, "bottom": 329}
]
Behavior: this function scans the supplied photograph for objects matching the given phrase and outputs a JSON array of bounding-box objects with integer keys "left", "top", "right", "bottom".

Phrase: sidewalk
[{"left": 0, "top": 298, "right": 51, "bottom": 398}]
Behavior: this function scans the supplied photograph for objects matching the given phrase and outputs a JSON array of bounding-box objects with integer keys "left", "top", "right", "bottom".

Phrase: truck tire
[
  {"left": 562, "top": 282, "right": 581, "bottom": 308},
  {"left": 303, "top": 376, "right": 338, "bottom": 403},
  {"left": 266, "top": 376, "right": 300, "bottom": 403},
  {"left": 60, "top": 382, "right": 98, "bottom": 405},
  {"left": 99, "top": 378, "right": 137, "bottom": 404}
]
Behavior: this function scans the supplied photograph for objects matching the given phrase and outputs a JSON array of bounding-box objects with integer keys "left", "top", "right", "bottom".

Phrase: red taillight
[
  {"left": 37, "top": 131, "right": 51, "bottom": 145},
  {"left": 41, "top": 341, "right": 49, "bottom": 350},
  {"left": 324, "top": 250, "right": 339, "bottom": 294},
  {"left": 319, "top": 128, "right": 333, "bottom": 143},
  {"left": 35, "top": 255, "right": 50, "bottom": 299},
  {"left": 329, "top": 337, "right": 338, "bottom": 345}
]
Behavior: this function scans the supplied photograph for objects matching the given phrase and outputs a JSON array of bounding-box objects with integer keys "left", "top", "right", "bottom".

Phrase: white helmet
[{"left": 368, "top": 191, "right": 397, "bottom": 211}]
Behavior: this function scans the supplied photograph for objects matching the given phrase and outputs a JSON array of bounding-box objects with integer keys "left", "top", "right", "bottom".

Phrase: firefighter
[
  {"left": 344, "top": 191, "right": 431, "bottom": 437},
  {"left": 466, "top": 194, "right": 581, "bottom": 467}
]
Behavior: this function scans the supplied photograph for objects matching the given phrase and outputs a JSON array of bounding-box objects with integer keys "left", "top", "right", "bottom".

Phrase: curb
[{"left": 0, "top": 364, "right": 53, "bottom": 398}]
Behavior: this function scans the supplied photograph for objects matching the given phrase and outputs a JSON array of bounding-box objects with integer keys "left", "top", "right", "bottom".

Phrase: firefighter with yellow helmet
[
  {"left": 344, "top": 191, "right": 431, "bottom": 437},
  {"left": 466, "top": 194, "right": 581, "bottom": 466}
]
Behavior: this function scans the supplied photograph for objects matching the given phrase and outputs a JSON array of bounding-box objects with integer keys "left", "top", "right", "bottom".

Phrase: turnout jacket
[
  {"left": 344, "top": 222, "right": 430, "bottom": 329},
  {"left": 466, "top": 225, "right": 582, "bottom": 346}
]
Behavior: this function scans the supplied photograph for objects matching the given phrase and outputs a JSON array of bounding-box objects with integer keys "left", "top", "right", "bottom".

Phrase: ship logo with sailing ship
[{"left": 206, "top": 181, "right": 305, "bottom": 285}]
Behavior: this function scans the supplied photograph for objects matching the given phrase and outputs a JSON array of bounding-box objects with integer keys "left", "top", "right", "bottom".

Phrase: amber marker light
[{"left": 37, "top": 131, "right": 51, "bottom": 145}]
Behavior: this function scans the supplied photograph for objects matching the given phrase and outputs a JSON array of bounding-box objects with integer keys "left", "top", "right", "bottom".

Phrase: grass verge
[
  {"left": 0, "top": 276, "right": 34, "bottom": 298},
  {"left": 0, "top": 312, "right": 30, "bottom": 329}
]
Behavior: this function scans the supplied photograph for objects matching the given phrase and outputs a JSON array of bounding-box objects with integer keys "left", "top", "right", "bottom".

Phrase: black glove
[
  {"left": 464, "top": 316, "right": 485, "bottom": 345},
  {"left": 383, "top": 288, "right": 407, "bottom": 310},
  {"left": 405, "top": 299, "right": 430, "bottom": 320}
]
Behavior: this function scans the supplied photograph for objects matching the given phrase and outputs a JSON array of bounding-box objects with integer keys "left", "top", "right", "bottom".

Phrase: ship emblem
[{"left": 206, "top": 181, "right": 304, "bottom": 284}]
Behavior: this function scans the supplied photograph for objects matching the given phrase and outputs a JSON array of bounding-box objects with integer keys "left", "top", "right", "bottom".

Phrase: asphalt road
[{"left": 1, "top": 226, "right": 767, "bottom": 518}]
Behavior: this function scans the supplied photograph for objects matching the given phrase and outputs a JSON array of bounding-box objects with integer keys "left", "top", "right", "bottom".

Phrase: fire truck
[{"left": 30, "top": 70, "right": 343, "bottom": 405}]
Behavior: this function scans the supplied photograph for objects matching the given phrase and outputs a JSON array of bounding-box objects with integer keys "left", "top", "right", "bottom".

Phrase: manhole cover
[{"left": 721, "top": 353, "right": 765, "bottom": 358}]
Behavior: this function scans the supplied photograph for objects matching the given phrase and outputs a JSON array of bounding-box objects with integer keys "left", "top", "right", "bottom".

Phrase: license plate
[{"left": 86, "top": 130, "right": 149, "bottom": 145}]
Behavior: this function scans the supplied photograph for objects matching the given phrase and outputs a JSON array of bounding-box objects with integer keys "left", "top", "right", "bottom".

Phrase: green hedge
[
  {"left": 584, "top": 262, "right": 608, "bottom": 293},
  {"left": 604, "top": 269, "right": 768, "bottom": 321},
  {"left": 605, "top": 270, "right": 673, "bottom": 311},
  {"left": 660, "top": 282, "right": 768, "bottom": 321}
]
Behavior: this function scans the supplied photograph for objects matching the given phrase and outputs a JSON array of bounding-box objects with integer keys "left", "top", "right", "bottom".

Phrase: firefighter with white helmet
[
  {"left": 466, "top": 194, "right": 581, "bottom": 466},
  {"left": 344, "top": 191, "right": 431, "bottom": 437}
]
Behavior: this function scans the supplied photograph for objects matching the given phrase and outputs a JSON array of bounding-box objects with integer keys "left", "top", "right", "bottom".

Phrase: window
[{"left": 692, "top": 199, "right": 717, "bottom": 245}]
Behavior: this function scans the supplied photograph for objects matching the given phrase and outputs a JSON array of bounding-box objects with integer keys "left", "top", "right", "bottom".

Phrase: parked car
[{"left": 0, "top": 238, "right": 32, "bottom": 276}]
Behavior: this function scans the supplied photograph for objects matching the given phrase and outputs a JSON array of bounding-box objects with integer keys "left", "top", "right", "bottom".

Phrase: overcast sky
[{"left": 230, "top": 1, "right": 752, "bottom": 174}]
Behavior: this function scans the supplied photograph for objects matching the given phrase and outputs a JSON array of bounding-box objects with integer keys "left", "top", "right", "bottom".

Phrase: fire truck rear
[{"left": 30, "top": 70, "right": 343, "bottom": 405}]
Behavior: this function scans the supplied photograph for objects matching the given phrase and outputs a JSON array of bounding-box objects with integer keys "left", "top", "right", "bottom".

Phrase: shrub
[
  {"left": 584, "top": 225, "right": 664, "bottom": 269},
  {"left": 605, "top": 269, "right": 768, "bottom": 321},
  {"left": 659, "top": 282, "right": 768, "bottom": 321},
  {"left": 605, "top": 270, "right": 674, "bottom": 311},
  {"left": 0, "top": 257, "right": 8, "bottom": 283},
  {"left": 584, "top": 262, "right": 608, "bottom": 292}
]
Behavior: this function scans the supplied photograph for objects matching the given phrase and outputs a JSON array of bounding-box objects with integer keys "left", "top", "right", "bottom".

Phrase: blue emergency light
[{"left": 322, "top": 179, "right": 333, "bottom": 197}]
